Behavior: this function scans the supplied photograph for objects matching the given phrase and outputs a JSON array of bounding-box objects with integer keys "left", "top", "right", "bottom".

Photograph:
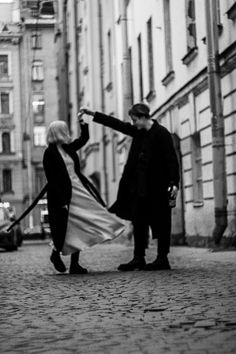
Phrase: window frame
[
  {"left": 2, "top": 169, "right": 12, "bottom": 193},
  {"left": 32, "top": 60, "right": 44, "bottom": 81},
  {"left": 31, "top": 31, "right": 42, "bottom": 49},
  {"left": 0, "top": 54, "right": 9, "bottom": 78},
  {"left": 163, "top": 0, "right": 173, "bottom": 74},
  {"left": 0, "top": 91, "right": 10, "bottom": 114},
  {"left": 107, "top": 29, "right": 113, "bottom": 85},
  {"left": 2, "top": 132, "right": 11, "bottom": 153},
  {"left": 147, "top": 17, "right": 154, "bottom": 92},
  {"left": 33, "top": 126, "right": 46, "bottom": 146},
  {"left": 185, "top": 0, "right": 197, "bottom": 53},
  {"left": 137, "top": 34, "right": 143, "bottom": 101},
  {"left": 191, "top": 131, "right": 203, "bottom": 204}
]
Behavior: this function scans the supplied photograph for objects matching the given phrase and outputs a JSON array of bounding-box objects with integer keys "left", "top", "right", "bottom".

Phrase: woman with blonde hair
[{"left": 43, "top": 117, "right": 124, "bottom": 274}]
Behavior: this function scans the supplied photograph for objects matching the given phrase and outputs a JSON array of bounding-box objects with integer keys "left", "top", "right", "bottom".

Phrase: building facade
[
  {"left": 20, "top": 0, "right": 58, "bottom": 227},
  {"left": 57, "top": 0, "right": 236, "bottom": 246},
  {"left": 0, "top": 0, "right": 58, "bottom": 228},
  {"left": 0, "top": 0, "right": 23, "bottom": 218}
]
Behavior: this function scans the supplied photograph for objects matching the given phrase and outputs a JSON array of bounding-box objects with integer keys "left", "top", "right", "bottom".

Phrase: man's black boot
[
  {"left": 69, "top": 251, "right": 88, "bottom": 274},
  {"left": 50, "top": 250, "right": 66, "bottom": 273},
  {"left": 118, "top": 256, "right": 146, "bottom": 271},
  {"left": 144, "top": 255, "right": 171, "bottom": 270}
]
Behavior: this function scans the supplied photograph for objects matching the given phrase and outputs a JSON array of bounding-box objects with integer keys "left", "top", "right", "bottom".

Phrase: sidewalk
[{"left": 0, "top": 243, "right": 235, "bottom": 353}]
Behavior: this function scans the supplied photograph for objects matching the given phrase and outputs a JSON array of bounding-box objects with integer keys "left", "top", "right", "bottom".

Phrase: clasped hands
[{"left": 78, "top": 107, "right": 95, "bottom": 122}]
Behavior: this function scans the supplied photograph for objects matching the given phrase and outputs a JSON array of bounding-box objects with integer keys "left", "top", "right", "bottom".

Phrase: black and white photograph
[{"left": 0, "top": 0, "right": 236, "bottom": 353}]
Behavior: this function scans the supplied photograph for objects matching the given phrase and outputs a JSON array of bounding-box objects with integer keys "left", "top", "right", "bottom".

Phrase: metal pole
[
  {"left": 98, "top": 0, "right": 108, "bottom": 203},
  {"left": 205, "top": 0, "right": 227, "bottom": 244}
]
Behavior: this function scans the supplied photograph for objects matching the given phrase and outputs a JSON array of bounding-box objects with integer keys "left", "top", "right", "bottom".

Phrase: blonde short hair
[{"left": 46, "top": 120, "right": 72, "bottom": 144}]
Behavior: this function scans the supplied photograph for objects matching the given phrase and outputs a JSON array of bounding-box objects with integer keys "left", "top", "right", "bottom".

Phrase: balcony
[
  {"left": 0, "top": 74, "right": 12, "bottom": 83},
  {"left": 0, "top": 114, "right": 14, "bottom": 128}
]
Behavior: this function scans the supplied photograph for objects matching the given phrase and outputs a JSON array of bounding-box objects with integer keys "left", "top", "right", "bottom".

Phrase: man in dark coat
[{"left": 80, "top": 103, "right": 179, "bottom": 270}]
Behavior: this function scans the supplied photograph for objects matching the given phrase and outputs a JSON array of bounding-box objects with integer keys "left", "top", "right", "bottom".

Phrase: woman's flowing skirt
[{"left": 62, "top": 176, "right": 125, "bottom": 255}]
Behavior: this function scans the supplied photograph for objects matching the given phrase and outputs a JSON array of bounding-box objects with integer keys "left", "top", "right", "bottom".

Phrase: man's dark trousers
[{"left": 132, "top": 198, "right": 171, "bottom": 259}]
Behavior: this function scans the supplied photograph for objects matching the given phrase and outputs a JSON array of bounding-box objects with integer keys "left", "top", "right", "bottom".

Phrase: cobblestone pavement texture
[{"left": 0, "top": 241, "right": 236, "bottom": 354}]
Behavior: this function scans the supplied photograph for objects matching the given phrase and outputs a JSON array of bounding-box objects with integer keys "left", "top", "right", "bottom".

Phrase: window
[
  {"left": 163, "top": 0, "right": 173, "bottom": 73},
  {"left": 32, "top": 93, "right": 45, "bottom": 123},
  {"left": 0, "top": 55, "right": 8, "bottom": 78},
  {"left": 128, "top": 47, "right": 134, "bottom": 104},
  {"left": 0, "top": 92, "right": 10, "bottom": 114},
  {"left": 35, "top": 168, "right": 46, "bottom": 194},
  {"left": 147, "top": 17, "right": 154, "bottom": 92},
  {"left": 2, "top": 132, "right": 11, "bottom": 153},
  {"left": 32, "top": 60, "right": 44, "bottom": 81},
  {"left": 192, "top": 132, "right": 203, "bottom": 202},
  {"left": 32, "top": 95, "right": 45, "bottom": 114},
  {"left": 3, "top": 169, "right": 12, "bottom": 193},
  {"left": 216, "top": 0, "right": 221, "bottom": 25},
  {"left": 33, "top": 126, "right": 46, "bottom": 146},
  {"left": 31, "top": 31, "right": 42, "bottom": 49},
  {"left": 22, "top": 0, "right": 39, "bottom": 8},
  {"left": 112, "top": 132, "right": 118, "bottom": 182},
  {"left": 137, "top": 34, "right": 143, "bottom": 101},
  {"left": 185, "top": 0, "right": 197, "bottom": 52},
  {"left": 107, "top": 30, "right": 112, "bottom": 84}
]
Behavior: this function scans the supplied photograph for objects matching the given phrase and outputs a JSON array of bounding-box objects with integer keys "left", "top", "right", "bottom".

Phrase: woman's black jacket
[{"left": 43, "top": 123, "right": 104, "bottom": 251}]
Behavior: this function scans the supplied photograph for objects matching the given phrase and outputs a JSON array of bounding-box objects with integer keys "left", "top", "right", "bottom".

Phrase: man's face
[{"left": 130, "top": 115, "right": 146, "bottom": 130}]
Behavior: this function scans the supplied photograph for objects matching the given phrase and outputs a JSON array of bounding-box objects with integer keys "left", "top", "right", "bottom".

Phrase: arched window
[{"left": 2, "top": 132, "right": 11, "bottom": 153}]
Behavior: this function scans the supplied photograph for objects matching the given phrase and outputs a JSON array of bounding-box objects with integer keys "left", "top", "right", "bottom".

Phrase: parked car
[
  {"left": 0, "top": 202, "right": 23, "bottom": 251},
  {"left": 23, "top": 209, "right": 50, "bottom": 241},
  {"left": 40, "top": 208, "right": 50, "bottom": 239}
]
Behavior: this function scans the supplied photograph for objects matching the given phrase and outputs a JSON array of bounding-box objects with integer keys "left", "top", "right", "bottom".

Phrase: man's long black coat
[
  {"left": 43, "top": 123, "right": 105, "bottom": 252},
  {"left": 93, "top": 112, "right": 180, "bottom": 225}
]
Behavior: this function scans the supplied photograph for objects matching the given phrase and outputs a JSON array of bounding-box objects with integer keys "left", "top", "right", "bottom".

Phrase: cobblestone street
[{"left": 0, "top": 241, "right": 236, "bottom": 354}]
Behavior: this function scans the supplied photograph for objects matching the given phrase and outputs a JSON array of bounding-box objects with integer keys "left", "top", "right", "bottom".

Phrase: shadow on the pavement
[
  {"left": 0, "top": 249, "right": 17, "bottom": 253},
  {"left": 46, "top": 270, "right": 129, "bottom": 277}
]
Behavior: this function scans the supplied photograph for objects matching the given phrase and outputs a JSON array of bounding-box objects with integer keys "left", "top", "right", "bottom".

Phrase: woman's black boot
[{"left": 50, "top": 249, "right": 66, "bottom": 273}]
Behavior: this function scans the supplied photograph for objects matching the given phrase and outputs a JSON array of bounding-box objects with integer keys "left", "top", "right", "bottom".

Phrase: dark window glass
[
  {"left": 3, "top": 169, "right": 12, "bottom": 193},
  {"left": 0, "top": 92, "right": 10, "bottom": 114},
  {"left": 186, "top": 0, "right": 197, "bottom": 51},
  {"left": 137, "top": 34, "right": 143, "bottom": 101},
  {"left": 147, "top": 17, "right": 154, "bottom": 91},
  {"left": 2, "top": 132, "right": 11, "bottom": 153},
  {"left": 35, "top": 168, "right": 46, "bottom": 194},
  {"left": 0, "top": 55, "right": 8, "bottom": 77}
]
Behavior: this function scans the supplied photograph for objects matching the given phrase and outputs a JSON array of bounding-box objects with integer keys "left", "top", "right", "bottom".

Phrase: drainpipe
[
  {"left": 21, "top": 21, "right": 33, "bottom": 228},
  {"left": 74, "top": 0, "right": 80, "bottom": 135},
  {"left": 120, "top": 0, "right": 132, "bottom": 122},
  {"left": 205, "top": 0, "right": 227, "bottom": 244},
  {"left": 63, "top": 0, "right": 70, "bottom": 126},
  {"left": 98, "top": 0, "right": 108, "bottom": 203}
]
